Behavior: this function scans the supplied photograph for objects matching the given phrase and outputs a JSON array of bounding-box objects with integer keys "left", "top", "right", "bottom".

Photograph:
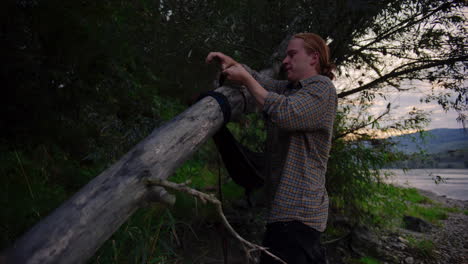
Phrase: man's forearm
[
  {"left": 242, "top": 64, "right": 288, "bottom": 93},
  {"left": 243, "top": 74, "right": 268, "bottom": 107}
]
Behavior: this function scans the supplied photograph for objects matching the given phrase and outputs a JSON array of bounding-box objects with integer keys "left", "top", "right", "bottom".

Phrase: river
[{"left": 382, "top": 169, "right": 468, "bottom": 201}]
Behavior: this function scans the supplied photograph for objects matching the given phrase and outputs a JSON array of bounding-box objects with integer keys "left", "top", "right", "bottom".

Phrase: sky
[
  {"left": 333, "top": 77, "right": 465, "bottom": 138},
  {"left": 368, "top": 80, "right": 463, "bottom": 130}
]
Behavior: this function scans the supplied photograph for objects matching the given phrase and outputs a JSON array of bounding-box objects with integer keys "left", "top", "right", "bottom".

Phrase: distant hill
[
  {"left": 386, "top": 128, "right": 468, "bottom": 169},
  {"left": 388, "top": 128, "right": 468, "bottom": 154}
]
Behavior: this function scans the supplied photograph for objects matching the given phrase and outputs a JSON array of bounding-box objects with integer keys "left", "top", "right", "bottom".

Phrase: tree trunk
[{"left": 2, "top": 86, "right": 255, "bottom": 264}]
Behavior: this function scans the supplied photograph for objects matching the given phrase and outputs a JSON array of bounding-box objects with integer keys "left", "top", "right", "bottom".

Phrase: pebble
[
  {"left": 398, "top": 236, "right": 409, "bottom": 243},
  {"left": 405, "top": 256, "right": 414, "bottom": 264},
  {"left": 396, "top": 242, "right": 406, "bottom": 250}
]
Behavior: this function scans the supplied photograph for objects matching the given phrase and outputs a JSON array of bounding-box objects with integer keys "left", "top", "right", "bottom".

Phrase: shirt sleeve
[
  {"left": 263, "top": 79, "right": 336, "bottom": 131},
  {"left": 242, "top": 64, "right": 288, "bottom": 92}
]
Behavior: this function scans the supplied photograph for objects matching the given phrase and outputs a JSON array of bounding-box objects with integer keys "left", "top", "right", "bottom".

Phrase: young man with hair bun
[{"left": 206, "top": 33, "right": 337, "bottom": 264}]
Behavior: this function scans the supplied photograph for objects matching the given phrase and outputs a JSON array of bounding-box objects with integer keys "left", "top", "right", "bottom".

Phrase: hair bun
[{"left": 321, "top": 63, "right": 336, "bottom": 80}]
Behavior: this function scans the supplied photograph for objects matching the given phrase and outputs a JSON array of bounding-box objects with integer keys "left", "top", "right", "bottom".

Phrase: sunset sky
[
  {"left": 368, "top": 80, "right": 464, "bottom": 130},
  {"left": 335, "top": 75, "right": 465, "bottom": 134}
]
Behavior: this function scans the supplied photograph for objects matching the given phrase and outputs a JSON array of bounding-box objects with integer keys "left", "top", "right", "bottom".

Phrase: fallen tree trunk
[{"left": 2, "top": 86, "right": 255, "bottom": 264}]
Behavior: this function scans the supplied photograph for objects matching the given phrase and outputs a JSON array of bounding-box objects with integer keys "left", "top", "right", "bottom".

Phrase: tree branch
[
  {"left": 145, "top": 178, "right": 287, "bottom": 264},
  {"left": 349, "top": 1, "right": 453, "bottom": 59},
  {"left": 333, "top": 104, "right": 391, "bottom": 141},
  {"left": 338, "top": 55, "right": 468, "bottom": 98},
  {"left": 211, "top": 37, "right": 273, "bottom": 58},
  {"left": 359, "top": 54, "right": 400, "bottom": 88}
]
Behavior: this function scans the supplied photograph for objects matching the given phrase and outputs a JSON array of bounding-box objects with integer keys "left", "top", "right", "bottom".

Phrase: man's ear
[{"left": 309, "top": 52, "right": 319, "bottom": 66}]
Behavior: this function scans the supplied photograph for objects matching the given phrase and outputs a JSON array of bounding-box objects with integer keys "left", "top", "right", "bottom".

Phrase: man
[{"left": 206, "top": 33, "right": 337, "bottom": 264}]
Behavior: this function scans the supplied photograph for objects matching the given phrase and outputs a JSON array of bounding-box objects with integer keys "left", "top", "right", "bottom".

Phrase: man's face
[{"left": 282, "top": 38, "right": 318, "bottom": 82}]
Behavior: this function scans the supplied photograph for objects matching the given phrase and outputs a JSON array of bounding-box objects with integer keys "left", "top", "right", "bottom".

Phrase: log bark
[{"left": 2, "top": 86, "right": 255, "bottom": 264}]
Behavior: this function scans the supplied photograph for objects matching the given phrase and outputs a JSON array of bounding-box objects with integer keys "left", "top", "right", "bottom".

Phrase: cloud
[{"left": 369, "top": 89, "right": 462, "bottom": 129}]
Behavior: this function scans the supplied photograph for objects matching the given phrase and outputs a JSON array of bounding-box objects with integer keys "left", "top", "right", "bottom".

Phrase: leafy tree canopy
[{"left": 0, "top": 0, "right": 466, "bottom": 235}]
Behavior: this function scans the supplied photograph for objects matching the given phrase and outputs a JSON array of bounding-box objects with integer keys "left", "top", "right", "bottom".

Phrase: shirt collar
[
  {"left": 287, "top": 75, "right": 326, "bottom": 90},
  {"left": 298, "top": 74, "right": 325, "bottom": 88}
]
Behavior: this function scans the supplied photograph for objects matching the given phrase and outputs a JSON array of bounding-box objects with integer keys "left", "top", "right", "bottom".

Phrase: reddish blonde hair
[{"left": 294, "top": 33, "right": 335, "bottom": 80}]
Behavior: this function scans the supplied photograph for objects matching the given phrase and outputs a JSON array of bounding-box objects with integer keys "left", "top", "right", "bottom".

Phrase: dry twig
[{"left": 145, "top": 178, "right": 287, "bottom": 264}]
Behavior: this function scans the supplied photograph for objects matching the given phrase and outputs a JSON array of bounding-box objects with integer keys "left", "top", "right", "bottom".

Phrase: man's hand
[
  {"left": 205, "top": 52, "right": 238, "bottom": 70},
  {"left": 222, "top": 63, "right": 251, "bottom": 84},
  {"left": 206, "top": 51, "right": 267, "bottom": 107},
  {"left": 206, "top": 52, "right": 250, "bottom": 85}
]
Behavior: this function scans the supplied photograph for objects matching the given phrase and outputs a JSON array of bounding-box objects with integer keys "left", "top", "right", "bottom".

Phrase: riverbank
[
  {"left": 383, "top": 168, "right": 468, "bottom": 201},
  {"left": 408, "top": 189, "right": 467, "bottom": 264},
  {"left": 324, "top": 188, "right": 468, "bottom": 264}
]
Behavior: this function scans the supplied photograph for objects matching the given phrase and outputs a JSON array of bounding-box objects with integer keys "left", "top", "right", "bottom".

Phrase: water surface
[{"left": 383, "top": 169, "right": 468, "bottom": 201}]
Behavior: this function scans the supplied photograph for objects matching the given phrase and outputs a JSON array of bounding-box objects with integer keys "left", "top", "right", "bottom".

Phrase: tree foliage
[{"left": 0, "top": 0, "right": 466, "bottom": 253}]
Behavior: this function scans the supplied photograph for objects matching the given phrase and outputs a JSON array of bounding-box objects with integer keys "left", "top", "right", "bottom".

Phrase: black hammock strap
[
  {"left": 212, "top": 125, "right": 265, "bottom": 196},
  {"left": 196, "top": 81, "right": 264, "bottom": 264},
  {"left": 196, "top": 90, "right": 265, "bottom": 198},
  {"left": 197, "top": 91, "right": 231, "bottom": 125}
]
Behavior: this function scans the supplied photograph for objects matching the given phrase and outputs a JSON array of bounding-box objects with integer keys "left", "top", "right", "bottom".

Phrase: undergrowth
[
  {"left": 405, "top": 236, "right": 436, "bottom": 258},
  {"left": 356, "top": 182, "right": 457, "bottom": 229},
  {"left": 2, "top": 93, "right": 459, "bottom": 263}
]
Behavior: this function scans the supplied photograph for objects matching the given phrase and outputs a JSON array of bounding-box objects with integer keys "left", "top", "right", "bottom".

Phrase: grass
[
  {"left": 399, "top": 187, "right": 432, "bottom": 204},
  {"left": 3, "top": 102, "right": 463, "bottom": 263},
  {"left": 325, "top": 225, "right": 349, "bottom": 239},
  {"left": 360, "top": 184, "right": 415, "bottom": 228},
  {"left": 1, "top": 139, "right": 243, "bottom": 263},
  {"left": 406, "top": 205, "right": 448, "bottom": 224},
  {"left": 1, "top": 95, "right": 255, "bottom": 263},
  {"left": 92, "top": 207, "right": 186, "bottom": 264},
  {"left": 359, "top": 256, "right": 381, "bottom": 264},
  {"left": 337, "top": 181, "right": 461, "bottom": 264},
  {"left": 444, "top": 206, "right": 461, "bottom": 213},
  {"left": 406, "top": 202, "right": 461, "bottom": 225},
  {"left": 91, "top": 149, "right": 242, "bottom": 264},
  {"left": 0, "top": 148, "right": 84, "bottom": 248},
  {"left": 348, "top": 183, "right": 448, "bottom": 262},
  {"left": 405, "top": 236, "right": 436, "bottom": 258},
  {"left": 361, "top": 182, "right": 465, "bottom": 228}
]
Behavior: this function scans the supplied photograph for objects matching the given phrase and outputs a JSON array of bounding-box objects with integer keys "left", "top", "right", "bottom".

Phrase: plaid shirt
[{"left": 245, "top": 66, "right": 337, "bottom": 232}]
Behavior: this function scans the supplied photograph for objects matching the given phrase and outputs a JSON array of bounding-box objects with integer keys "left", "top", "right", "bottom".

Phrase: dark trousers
[{"left": 259, "top": 221, "right": 327, "bottom": 264}]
